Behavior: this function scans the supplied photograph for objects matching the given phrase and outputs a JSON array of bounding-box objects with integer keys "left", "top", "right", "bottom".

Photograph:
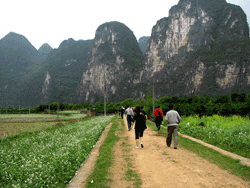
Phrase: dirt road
[{"left": 112, "top": 116, "right": 250, "bottom": 188}]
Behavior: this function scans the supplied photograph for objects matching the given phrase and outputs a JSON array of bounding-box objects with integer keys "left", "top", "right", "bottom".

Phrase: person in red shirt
[{"left": 154, "top": 106, "right": 163, "bottom": 130}]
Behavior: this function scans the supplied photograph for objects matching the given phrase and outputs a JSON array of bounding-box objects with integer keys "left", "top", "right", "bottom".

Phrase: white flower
[{"left": 91, "top": 180, "right": 94, "bottom": 183}]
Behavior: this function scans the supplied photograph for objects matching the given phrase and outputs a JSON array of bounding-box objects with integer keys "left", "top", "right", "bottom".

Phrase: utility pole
[
  {"left": 57, "top": 101, "right": 59, "bottom": 119},
  {"left": 104, "top": 66, "right": 106, "bottom": 116},
  {"left": 152, "top": 64, "right": 161, "bottom": 115},
  {"left": 153, "top": 77, "right": 155, "bottom": 115}
]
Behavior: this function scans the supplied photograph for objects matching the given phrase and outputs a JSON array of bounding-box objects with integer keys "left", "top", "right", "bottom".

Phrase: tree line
[{"left": 1, "top": 93, "right": 250, "bottom": 118}]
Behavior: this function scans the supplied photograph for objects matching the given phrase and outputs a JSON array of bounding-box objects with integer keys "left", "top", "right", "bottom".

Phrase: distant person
[
  {"left": 125, "top": 105, "right": 134, "bottom": 131},
  {"left": 133, "top": 106, "right": 147, "bottom": 149},
  {"left": 140, "top": 106, "right": 147, "bottom": 129},
  {"left": 154, "top": 106, "right": 163, "bottom": 130},
  {"left": 119, "top": 106, "right": 121, "bottom": 116},
  {"left": 121, "top": 106, "right": 125, "bottom": 119},
  {"left": 165, "top": 104, "right": 181, "bottom": 149}
]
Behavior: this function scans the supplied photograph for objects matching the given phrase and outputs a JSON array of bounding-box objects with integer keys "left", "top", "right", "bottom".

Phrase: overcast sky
[{"left": 0, "top": 0, "right": 249, "bottom": 50}]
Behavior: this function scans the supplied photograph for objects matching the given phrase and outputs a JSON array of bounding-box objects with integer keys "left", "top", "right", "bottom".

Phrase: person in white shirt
[
  {"left": 165, "top": 104, "right": 181, "bottom": 149},
  {"left": 125, "top": 105, "right": 134, "bottom": 131}
]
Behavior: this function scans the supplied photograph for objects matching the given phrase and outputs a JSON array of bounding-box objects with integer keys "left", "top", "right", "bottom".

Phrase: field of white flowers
[{"left": 0, "top": 115, "right": 114, "bottom": 187}]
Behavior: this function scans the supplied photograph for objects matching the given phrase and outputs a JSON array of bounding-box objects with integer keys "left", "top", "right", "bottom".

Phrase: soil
[
  {"left": 119, "top": 116, "right": 250, "bottom": 188},
  {"left": 68, "top": 116, "right": 250, "bottom": 188}
]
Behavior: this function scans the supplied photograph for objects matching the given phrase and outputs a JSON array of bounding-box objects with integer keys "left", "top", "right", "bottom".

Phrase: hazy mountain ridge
[
  {"left": 38, "top": 43, "right": 53, "bottom": 59},
  {"left": 138, "top": 36, "right": 150, "bottom": 55},
  {"left": 40, "top": 38, "right": 94, "bottom": 105},
  {"left": 0, "top": 32, "right": 43, "bottom": 107},
  {"left": 1, "top": 0, "right": 250, "bottom": 107}
]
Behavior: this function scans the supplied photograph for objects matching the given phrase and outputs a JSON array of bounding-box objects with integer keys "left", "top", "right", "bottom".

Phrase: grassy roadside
[
  {"left": 86, "top": 116, "right": 142, "bottom": 187},
  {"left": 85, "top": 117, "right": 120, "bottom": 187},
  {"left": 118, "top": 118, "right": 142, "bottom": 188},
  {"left": 147, "top": 121, "right": 250, "bottom": 181}
]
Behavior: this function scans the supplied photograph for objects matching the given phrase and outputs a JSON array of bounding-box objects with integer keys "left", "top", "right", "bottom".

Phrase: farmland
[
  {"left": 176, "top": 115, "right": 250, "bottom": 158},
  {"left": 0, "top": 112, "right": 87, "bottom": 138},
  {"left": 0, "top": 114, "right": 114, "bottom": 187}
]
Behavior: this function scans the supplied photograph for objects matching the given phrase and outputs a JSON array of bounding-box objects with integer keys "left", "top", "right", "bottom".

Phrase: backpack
[{"left": 157, "top": 110, "right": 163, "bottom": 121}]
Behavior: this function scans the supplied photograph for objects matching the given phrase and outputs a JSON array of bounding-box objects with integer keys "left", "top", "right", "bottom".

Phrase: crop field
[
  {"left": 0, "top": 111, "right": 87, "bottom": 138},
  {"left": 175, "top": 115, "right": 250, "bottom": 158},
  {"left": 0, "top": 113, "right": 86, "bottom": 122},
  {"left": 0, "top": 122, "right": 59, "bottom": 138},
  {"left": 0, "top": 115, "right": 114, "bottom": 187}
]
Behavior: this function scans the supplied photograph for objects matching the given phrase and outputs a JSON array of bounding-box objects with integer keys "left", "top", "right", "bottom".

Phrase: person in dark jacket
[
  {"left": 133, "top": 106, "right": 147, "bottom": 149},
  {"left": 120, "top": 107, "right": 125, "bottom": 119},
  {"left": 154, "top": 106, "right": 163, "bottom": 130},
  {"left": 140, "top": 106, "right": 147, "bottom": 129}
]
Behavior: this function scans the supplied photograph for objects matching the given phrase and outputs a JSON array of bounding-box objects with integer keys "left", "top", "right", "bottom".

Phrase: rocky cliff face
[
  {"left": 77, "top": 21, "right": 144, "bottom": 104},
  {"left": 142, "top": 0, "right": 250, "bottom": 97},
  {"left": 40, "top": 38, "right": 93, "bottom": 104}
]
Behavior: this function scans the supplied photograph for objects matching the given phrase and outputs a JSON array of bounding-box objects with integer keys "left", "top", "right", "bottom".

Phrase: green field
[
  {"left": 0, "top": 111, "right": 87, "bottom": 138},
  {"left": 0, "top": 115, "right": 114, "bottom": 187},
  {"left": 172, "top": 115, "right": 250, "bottom": 158}
]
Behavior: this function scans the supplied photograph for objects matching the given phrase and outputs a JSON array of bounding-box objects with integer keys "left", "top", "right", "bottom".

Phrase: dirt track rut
[{"left": 119, "top": 115, "right": 250, "bottom": 188}]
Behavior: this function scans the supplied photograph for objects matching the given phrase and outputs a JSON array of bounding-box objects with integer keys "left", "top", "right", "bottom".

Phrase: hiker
[
  {"left": 140, "top": 106, "right": 147, "bottom": 129},
  {"left": 133, "top": 106, "right": 147, "bottom": 149},
  {"left": 125, "top": 105, "right": 134, "bottom": 131},
  {"left": 119, "top": 106, "right": 121, "bottom": 116},
  {"left": 120, "top": 106, "right": 125, "bottom": 119},
  {"left": 165, "top": 104, "right": 181, "bottom": 149},
  {"left": 154, "top": 106, "right": 163, "bottom": 130}
]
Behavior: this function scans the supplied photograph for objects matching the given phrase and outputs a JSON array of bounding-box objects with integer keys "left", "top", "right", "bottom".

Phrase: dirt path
[{"left": 120, "top": 115, "right": 250, "bottom": 188}]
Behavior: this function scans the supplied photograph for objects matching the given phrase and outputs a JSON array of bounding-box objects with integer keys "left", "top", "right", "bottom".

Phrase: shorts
[{"left": 135, "top": 130, "right": 144, "bottom": 140}]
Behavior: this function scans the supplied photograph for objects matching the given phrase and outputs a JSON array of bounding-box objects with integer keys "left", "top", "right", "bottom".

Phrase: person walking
[
  {"left": 119, "top": 106, "right": 121, "bottom": 116},
  {"left": 154, "top": 106, "right": 163, "bottom": 130},
  {"left": 125, "top": 105, "right": 134, "bottom": 131},
  {"left": 140, "top": 106, "right": 147, "bottom": 129},
  {"left": 133, "top": 106, "right": 147, "bottom": 149},
  {"left": 165, "top": 104, "right": 181, "bottom": 149},
  {"left": 121, "top": 106, "right": 125, "bottom": 119}
]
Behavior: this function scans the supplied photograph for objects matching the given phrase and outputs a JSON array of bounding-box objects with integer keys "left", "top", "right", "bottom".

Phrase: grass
[
  {"left": 147, "top": 121, "right": 250, "bottom": 181},
  {"left": 58, "top": 110, "right": 81, "bottom": 114},
  {"left": 0, "top": 116, "right": 114, "bottom": 188},
  {"left": 0, "top": 111, "right": 88, "bottom": 138},
  {"left": 175, "top": 115, "right": 250, "bottom": 158},
  {"left": 118, "top": 118, "right": 142, "bottom": 188},
  {"left": 85, "top": 117, "right": 120, "bottom": 187},
  {"left": 86, "top": 116, "right": 142, "bottom": 188},
  {"left": 0, "top": 122, "right": 58, "bottom": 138},
  {"left": 0, "top": 113, "right": 86, "bottom": 121}
]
